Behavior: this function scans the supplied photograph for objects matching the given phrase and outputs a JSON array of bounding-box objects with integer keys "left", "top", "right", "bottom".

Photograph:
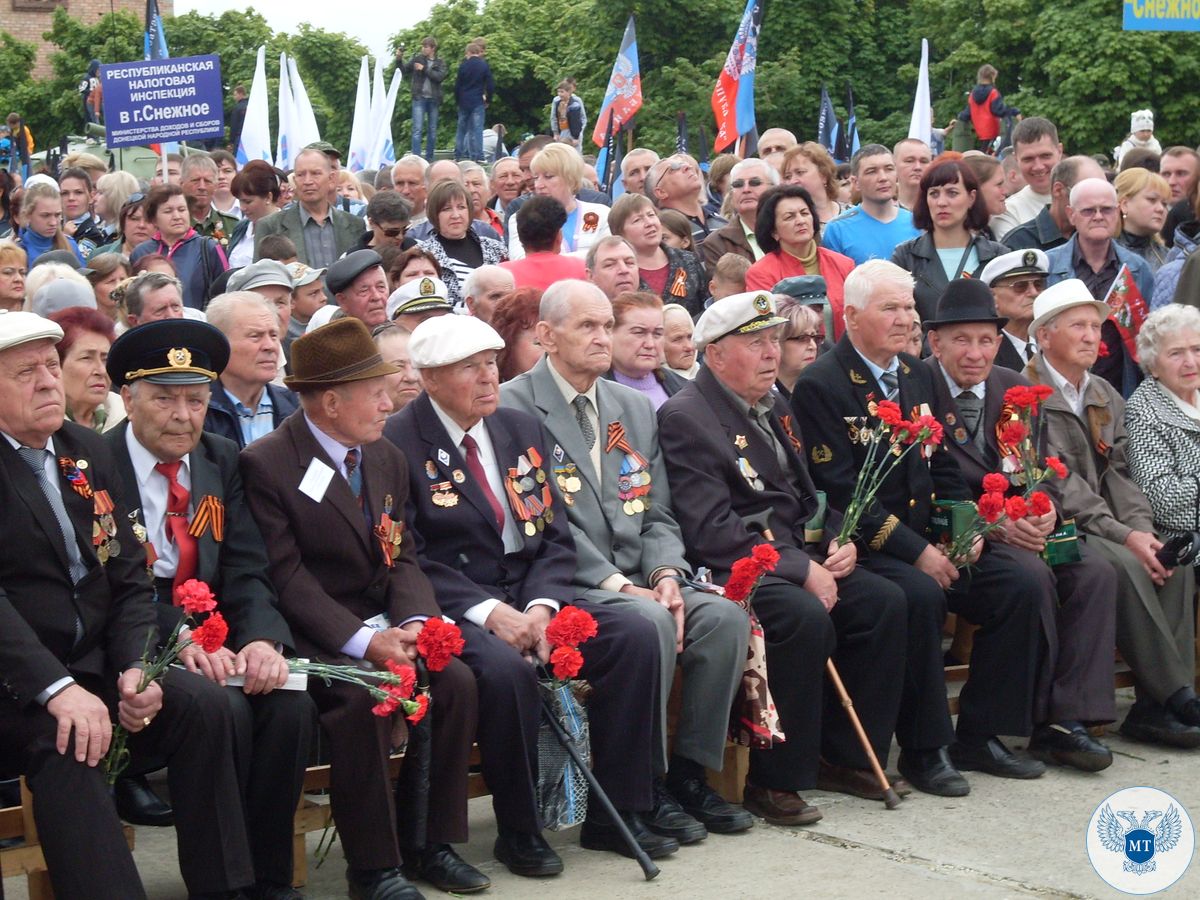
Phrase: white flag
[
  {"left": 236, "top": 46, "right": 273, "bottom": 166},
  {"left": 288, "top": 56, "right": 322, "bottom": 148},
  {"left": 369, "top": 69, "right": 403, "bottom": 170},
  {"left": 347, "top": 56, "right": 372, "bottom": 172},
  {"left": 908, "top": 38, "right": 932, "bottom": 144},
  {"left": 276, "top": 52, "right": 298, "bottom": 170}
]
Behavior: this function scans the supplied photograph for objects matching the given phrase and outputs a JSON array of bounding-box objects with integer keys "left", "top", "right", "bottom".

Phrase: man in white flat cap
[
  {"left": 0, "top": 310, "right": 255, "bottom": 899},
  {"left": 383, "top": 313, "right": 674, "bottom": 876},
  {"left": 1024, "top": 279, "right": 1200, "bottom": 749},
  {"left": 658, "top": 289, "right": 914, "bottom": 824},
  {"left": 385, "top": 276, "right": 455, "bottom": 331},
  {"left": 979, "top": 248, "right": 1050, "bottom": 371}
]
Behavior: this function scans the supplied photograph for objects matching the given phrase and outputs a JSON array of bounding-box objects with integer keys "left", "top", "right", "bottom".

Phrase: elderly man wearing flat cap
[
  {"left": 0, "top": 310, "right": 255, "bottom": 899},
  {"left": 657, "top": 290, "right": 912, "bottom": 825},
  {"left": 384, "top": 314, "right": 672, "bottom": 873},
  {"left": 795, "top": 260, "right": 1046, "bottom": 796},
  {"left": 979, "top": 248, "right": 1050, "bottom": 372},
  {"left": 923, "top": 279, "right": 1118, "bottom": 771},
  {"left": 327, "top": 249, "right": 391, "bottom": 329},
  {"left": 240, "top": 317, "right": 481, "bottom": 900},
  {"left": 227, "top": 259, "right": 295, "bottom": 337},
  {"left": 386, "top": 276, "right": 455, "bottom": 331},
  {"left": 104, "top": 318, "right": 316, "bottom": 899},
  {"left": 1023, "top": 279, "right": 1200, "bottom": 749},
  {"left": 502, "top": 279, "right": 753, "bottom": 842}
]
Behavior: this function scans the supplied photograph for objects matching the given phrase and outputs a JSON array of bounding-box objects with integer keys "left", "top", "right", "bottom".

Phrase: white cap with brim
[
  {"left": 409, "top": 313, "right": 504, "bottom": 369},
  {"left": 0, "top": 310, "right": 65, "bottom": 353},
  {"left": 286, "top": 262, "right": 327, "bottom": 288},
  {"left": 979, "top": 248, "right": 1049, "bottom": 286},
  {"left": 692, "top": 290, "right": 788, "bottom": 350},
  {"left": 1028, "top": 279, "right": 1111, "bottom": 337},
  {"left": 305, "top": 305, "right": 341, "bottom": 334},
  {"left": 22, "top": 173, "right": 58, "bottom": 192},
  {"left": 30, "top": 280, "right": 97, "bottom": 318},
  {"left": 387, "top": 276, "right": 453, "bottom": 321}
]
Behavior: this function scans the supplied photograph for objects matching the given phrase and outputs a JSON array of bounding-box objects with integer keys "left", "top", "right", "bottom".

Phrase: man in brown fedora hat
[{"left": 240, "top": 317, "right": 484, "bottom": 900}]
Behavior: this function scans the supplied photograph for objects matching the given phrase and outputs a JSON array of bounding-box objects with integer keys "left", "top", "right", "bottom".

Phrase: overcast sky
[{"left": 176, "top": 0, "right": 438, "bottom": 59}]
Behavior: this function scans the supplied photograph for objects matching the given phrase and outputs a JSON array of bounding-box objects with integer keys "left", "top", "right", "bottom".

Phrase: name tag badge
[{"left": 298, "top": 457, "right": 335, "bottom": 503}]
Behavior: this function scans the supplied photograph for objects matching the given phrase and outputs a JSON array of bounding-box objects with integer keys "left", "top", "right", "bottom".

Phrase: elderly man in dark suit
[
  {"left": 253, "top": 148, "right": 366, "bottom": 268},
  {"left": 384, "top": 314, "right": 674, "bottom": 873},
  {"left": 241, "top": 317, "right": 481, "bottom": 900},
  {"left": 502, "top": 279, "right": 752, "bottom": 840},
  {"left": 657, "top": 291, "right": 912, "bottom": 826},
  {"left": 0, "top": 312, "right": 254, "bottom": 900},
  {"left": 922, "top": 279, "right": 1117, "bottom": 772},
  {"left": 795, "top": 260, "right": 1045, "bottom": 796},
  {"left": 104, "top": 319, "right": 316, "bottom": 898}
]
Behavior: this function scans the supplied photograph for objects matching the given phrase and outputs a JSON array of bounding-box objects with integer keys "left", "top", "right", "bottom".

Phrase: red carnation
[
  {"left": 1031, "top": 384, "right": 1053, "bottom": 403},
  {"left": 982, "top": 473, "right": 1009, "bottom": 494},
  {"left": 875, "top": 400, "right": 903, "bottom": 426},
  {"left": 724, "top": 556, "right": 761, "bottom": 602},
  {"left": 999, "top": 420, "right": 1028, "bottom": 446},
  {"left": 1097, "top": 341, "right": 1110, "bottom": 358},
  {"left": 174, "top": 579, "right": 216, "bottom": 615},
  {"left": 406, "top": 693, "right": 430, "bottom": 724},
  {"left": 917, "top": 415, "right": 944, "bottom": 448},
  {"left": 1029, "top": 491, "right": 1053, "bottom": 517},
  {"left": 750, "top": 543, "right": 780, "bottom": 571},
  {"left": 1045, "top": 456, "right": 1068, "bottom": 479},
  {"left": 1004, "top": 386, "right": 1035, "bottom": 409},
  {"left": 371, "top": 697, "right": 399, "bottom": 717},
  {"left": 977, "top": 492, "right": 1006, "bottom": 524},
  {"left": 192, "top": 611, "right": 228, "bottom": 653},
  {"left": 384, "top": 660, "right": 417, "bottom": 697},
  {"left": 550, "top": 645, "right": 584, "bottom": 681},
  {"left": 1005, "top": 495, "right": 1029, "bottom": 520},
  {"left": 416, "top": 618, "right": 465, "bottom": 672},
  {"left": 545, "top": 606, "right": 599, "bottom": 648}
]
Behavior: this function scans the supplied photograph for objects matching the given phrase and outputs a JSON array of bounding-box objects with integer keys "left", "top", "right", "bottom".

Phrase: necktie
[
  {"left": 879, "top": 369, "right": 899, "bottom": 400},
  {"left": 573, "top": 394, "right": 596, "bottom": 449},
  {"left": 18, "top": 447, "right": 87, "bottom": 584},
  {"left": 1023, "top": 342, "right": 1033, "bottom": 362},
  {"left": 344, "top": 448, "right": 363, "bottom": 501},
  {"left": 154, "top": 461, "right": 198, "bottom": 588},
  {"left": 956, "top": 392, "right": 986, "bottom": 452},
  {"left": 460, "top": 434, "right": 506, "bottom": 531}
]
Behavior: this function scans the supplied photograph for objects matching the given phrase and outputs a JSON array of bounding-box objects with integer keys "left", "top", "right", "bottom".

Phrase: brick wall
[{"left": 7, "top": 0, "right": 176, "bottom": 78}]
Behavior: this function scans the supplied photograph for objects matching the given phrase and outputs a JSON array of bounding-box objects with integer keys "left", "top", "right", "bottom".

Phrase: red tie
[
  {"left": 155, "top": 461, "right": 198, "bottom": 589},
  {"left": 460, "top": 434, "right": 505, "bottom": 531}
]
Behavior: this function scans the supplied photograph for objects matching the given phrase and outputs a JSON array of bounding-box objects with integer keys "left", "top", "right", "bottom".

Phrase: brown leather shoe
[
  {"left": 817, "top": 760, "right": 912, "bottom": 801},
  {"left": 742, "top": 782, "right": 823, "bottom": 826}
]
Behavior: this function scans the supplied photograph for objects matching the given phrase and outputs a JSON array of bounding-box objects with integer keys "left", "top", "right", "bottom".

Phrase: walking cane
[
  {"left": 396, "top": 659, "right": 433, "bottom": 848},
  {"left": 741, "top": 511, "right": 901, "bottom": 810},
  {"left": 537, "top": 668, "right": 660, "bottom": 881}
]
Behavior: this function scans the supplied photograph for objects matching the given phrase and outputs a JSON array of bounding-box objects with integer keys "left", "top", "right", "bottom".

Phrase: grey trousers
[
  {"left": 1086, "top": 534, "right": 1196, "bottom": 705},
  {"left": 581, "top": 585, "right": 749, "bottom": 772}
]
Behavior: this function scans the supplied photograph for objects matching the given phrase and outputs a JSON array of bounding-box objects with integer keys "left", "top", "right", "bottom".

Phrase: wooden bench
[{"left": 0, "top": 778, "right": 135, "bottom": 900}]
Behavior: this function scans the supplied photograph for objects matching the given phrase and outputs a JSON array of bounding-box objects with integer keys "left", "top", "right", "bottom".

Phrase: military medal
[
  {"left": 554, "top": 463, "right": 582, "bottom": 507},
  {"left": 506, "top": 447, "right": 553, "bottom": 537},
  {"left": 438, "top": 449, "right": 451, "bottom": 466},
  {"left": 737, "top": 456, "right": 764, "bottom": 491},
  {"left": 430, "top": 481, "right": 459, "bottom": 507},
  {"left": 188, "top": 495, "right": 225, "bottom": 542},
  {"left": 452, "top": 469, "right": 465, "bottom": 484},
  {"left": 425, "top": 460, "right": 438, "bottom": 479},
  {"left": 606, "top": 420, "right": 653, "bottom": 515},
  {"left": 59, "top": 456, "right": 94, "bottom": 499},
  {"left": 375, "top": 512, "right": 405, "bottom": 567},
  {"left": 734, "top": 434, "right": 748, "bottom": 450},
  {"left": 76, "top": 459, "right": 88, "bottom": 470}
]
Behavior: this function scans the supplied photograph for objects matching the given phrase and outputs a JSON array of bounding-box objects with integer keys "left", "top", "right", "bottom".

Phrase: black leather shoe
[
  {"left": 949, "top": 736, "right": 1045, "bottom": 780},
  {"left": 1029, "top": 723, "right": 1113, "bottom": 772},
  {"left": 247, "top": 883, "right": 303, "bottom": 900},
  {"left": 346, "top": 867, "right": 424, "bottom": 900},
  {"left": 114, "top": 774, "right": 174, "bottom": 826},
  {"left": 1172, "top": 697, "right": 1200, "bottom": 729},
  {"left": 401, "top": 844, "right": 489, "bottom": 894},
  {"left": 644, "top": 778, "right": 707, "bottom": 844},
  {"left": 669, "top": 776, "right": 754, "bottom": 834},
  {"left": 580, "top": 810, "right": 680, "bottom": 859},
  {"left": 1120, "top": 700, "right": 1200, "bottom": 749},
  {"left": 493, "top": 827, "right": 563, "bottom": 877},
  {"left": 897, "top": 748, "right": 970, "bottom": 797}
]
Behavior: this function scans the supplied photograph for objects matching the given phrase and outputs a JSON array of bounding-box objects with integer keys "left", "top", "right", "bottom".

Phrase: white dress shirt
[
  {"left": 124, "top": 427, "right": 193, "bottom": 579},
  {"left": 1041, "top": 357, "right": 1092, "bottom": 419}
]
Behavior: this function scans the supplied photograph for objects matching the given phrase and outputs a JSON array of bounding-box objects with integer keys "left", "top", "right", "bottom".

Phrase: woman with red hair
[
  {"left": 491, "top": 286, "right": 544, "bottom": 382},
  {"left": 49, "top": 306, "right": 123, "bottom": 432}
]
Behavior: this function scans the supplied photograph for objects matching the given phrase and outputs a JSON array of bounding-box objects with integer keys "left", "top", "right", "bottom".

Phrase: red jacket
[{"left": 744, "top": 246, "right": 855, "bottom": 340}]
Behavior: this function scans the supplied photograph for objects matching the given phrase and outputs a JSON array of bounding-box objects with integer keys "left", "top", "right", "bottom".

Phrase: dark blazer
[
  {"left": 993, "top": 334, "right": 1029, "bottom": 373},
  {"left": 105, "top": 423, "right": 294, "bottom": 651},
  {"left": 252, "top": 204, "right": 367, "bottom": 267},
  {"left": 0, "top": 423, "right": 156, "bottom": 706},
  {"left": 204, "top": 381, "right": 300, "bottom": 450},
  {"left": 700, "top": 219, "right": 755, "bottom": 277},
  {"left": 382, "top": 395, "right": 576, "bottom": 622},
  {"left": 891, "top": 231, "right": 1008, "bottom": 323},
  {"left": 240, "top": 411, "right": 438, "bottom": 659},
  {"left": 923, "top": 358, "right": 1036, "bottom": 496},
  {"left": 793, "top": 336, "right": 970, "bottom": 564},
  {"left": 657, "top": 365, "right": 838, "bottom": 586}
]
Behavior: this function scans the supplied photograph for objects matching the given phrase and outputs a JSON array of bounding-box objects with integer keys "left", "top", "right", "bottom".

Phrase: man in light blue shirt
[{"left": 823, "top": 145, "right": 920, "bottom": 266}]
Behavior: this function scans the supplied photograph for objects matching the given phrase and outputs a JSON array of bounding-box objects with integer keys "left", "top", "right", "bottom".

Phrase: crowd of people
[{"left": 3, "top": 70, "right": 1200, "bottom": 900}]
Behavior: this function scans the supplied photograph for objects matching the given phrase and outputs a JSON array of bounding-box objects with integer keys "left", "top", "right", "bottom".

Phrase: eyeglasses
[
  {"left": 730, "top": 178, "right": 765, "bottom": 189},
  {"left": 662, "top": 161, "right": 689, "bottom": 174},
  {"left": 380, "top": 225, "right": 407, "bottom": 238},
  {"left": 1000, "top": 277, "right": 1045, "bottom": 294},
  {"left": 122, "top": 192, "right": 146, "bottom": 210},
  {"left": 788, "top": 332, "right": 825, "bottom": 345},
  {"left": 1076, "top": 205, "right": 1117, "bottom": 219}
]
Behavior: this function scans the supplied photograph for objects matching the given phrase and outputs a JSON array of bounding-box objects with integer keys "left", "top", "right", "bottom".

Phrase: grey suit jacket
[
  {"left": 252, "top": 203, "right": 366, "bottom": 266},
  {"left": 501, "top": 356, "right": 691, "bottom": 592}
]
